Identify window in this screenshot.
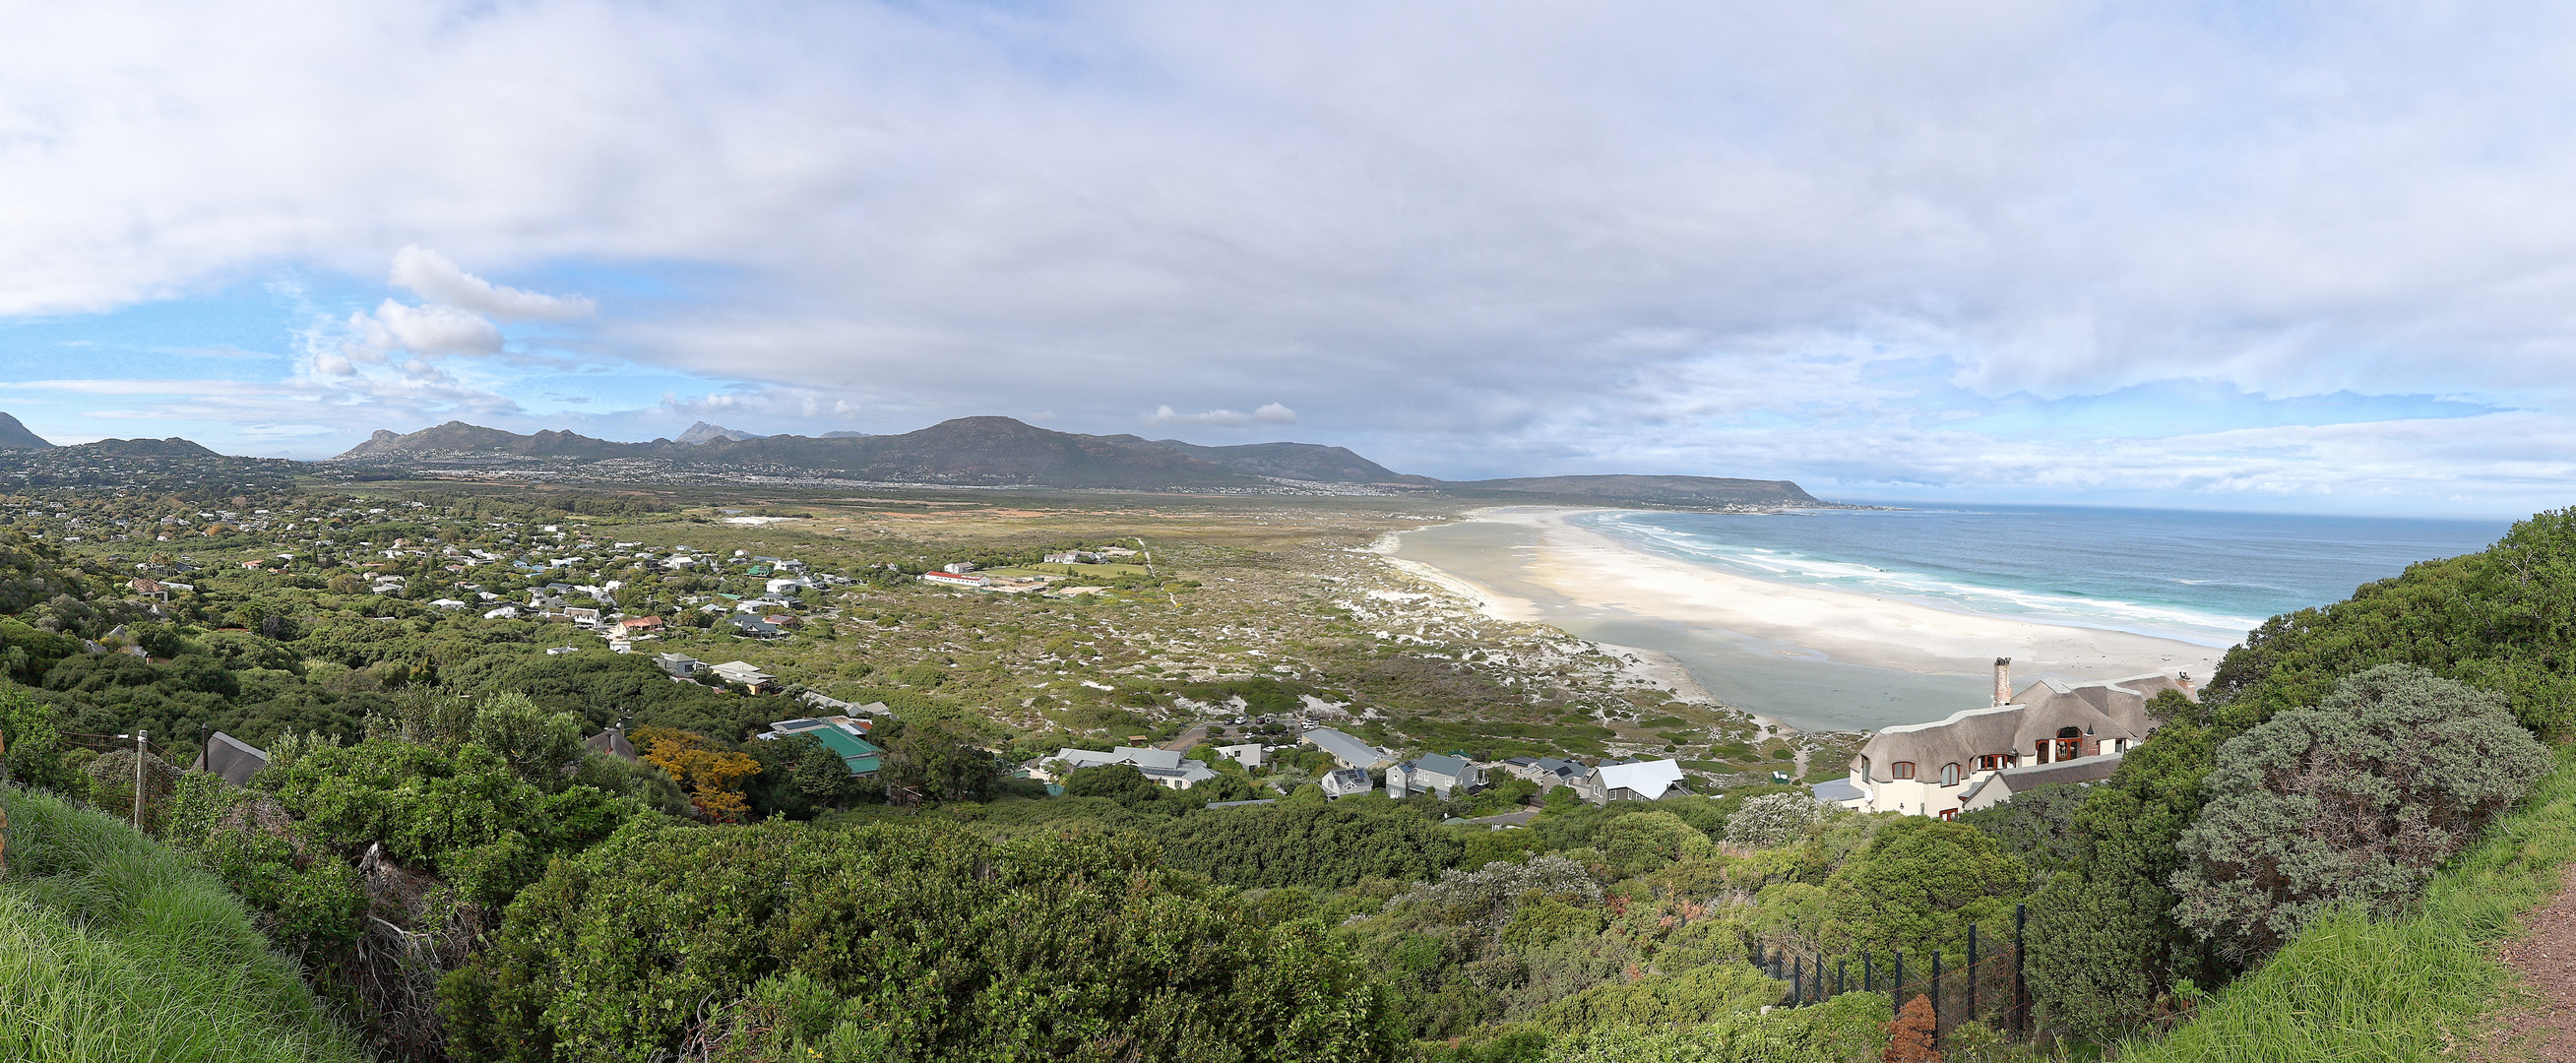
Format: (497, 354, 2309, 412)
(1937, 808, 1958, 821)
(1977, 753, 2011, 772)
(1892, 761, 1916, 781)
(2034, 740, 2051, 765)
(1939, 763, 1961, 786)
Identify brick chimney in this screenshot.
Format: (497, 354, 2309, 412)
(1992, 657, 2013, 706)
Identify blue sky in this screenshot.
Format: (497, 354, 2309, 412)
(3, 2, 2575, 517)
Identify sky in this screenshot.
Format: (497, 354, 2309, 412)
(2, 2, 2574, 517)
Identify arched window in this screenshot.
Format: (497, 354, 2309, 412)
(1939, 763, 1961, 786)
(1892, 761, 1916, 781)
(2054, 725, 2083, 762)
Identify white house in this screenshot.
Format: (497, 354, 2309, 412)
(1583, 759, 1688, 804)
(711, 660, 777, 690)
(1818, 660, 2194, 820)
(1215, 743, 1266, 769)
(1030, 746, 1219, 790)
(655, 652, 702, 677)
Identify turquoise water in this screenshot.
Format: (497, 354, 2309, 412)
(1394, 504, 2511, 731)
(1585, 505, 2510, 649)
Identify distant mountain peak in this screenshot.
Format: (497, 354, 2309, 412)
(0, 411, 56, 451)
(677, 421, 765, 445)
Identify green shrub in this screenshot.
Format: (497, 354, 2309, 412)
(1539, 991, 1889, 1062)
(2171, 664, 2552, 962)
(440, 817, 1399, 1062)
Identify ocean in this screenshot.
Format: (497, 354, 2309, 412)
(1393, 504, 2511, 731)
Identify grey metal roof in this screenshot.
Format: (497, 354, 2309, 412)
(1301, 727, 1390, 770)
(1808, 778, 1864, 804)
(193, 731, 270, 786)
(1410, 753, 1470, 778)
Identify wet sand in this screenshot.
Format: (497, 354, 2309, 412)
(1384, 508, 2222, 732)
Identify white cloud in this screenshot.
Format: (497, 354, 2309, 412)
(9, 4, 2576, 505)
(1150, 403, 1297, 426)
(390, 246, 594, 322)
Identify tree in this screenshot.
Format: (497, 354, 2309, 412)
(878, 719, 1001, 804)
(2171, 664, 2551, 962)
(1063, 762, 1162, 805)
(465, 692, 585, 786)
(0, 688, 82, 794)
(1959, 782, 2089, 882)
(633, 725, 760, 822)
(1824, 818, 2025, 958)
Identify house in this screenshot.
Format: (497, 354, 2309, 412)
(758, 718, 883, 776)
(428, 598, 468, 610)
(189, 731, 270, 786)
(1498, 756, 1593, 791)
(1584, 759, 1689, 804)
(712, 660, 777, 691)
(584, 726, 638, 761)
(942, 562, 978, 574)
(1822, 659, 2194, 820)
(1028, 746, 1219, 790)
(482, 605, 521, 620)
(128, 577, 167, 600)
(920, 571, 988, 590)
(1215, 742, 1266, 769)
(1386, 753, 1482, 799)
(655, 652, 703, 677)
(1300, 727, 1395, 772)
(725, 614, 781, 637)
(1319, 767, 1375, 798)
(606, 637, 634, 654)
(800, 691, 895, 718)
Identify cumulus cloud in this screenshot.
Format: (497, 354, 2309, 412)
(11, 3, 2576, 506)
(390, 246, 594, 322)
(1150, 403, 1297, 427)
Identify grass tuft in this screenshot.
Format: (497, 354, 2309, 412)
(2116, 744, 2576, 1063)
(0, 784, 362, 1063)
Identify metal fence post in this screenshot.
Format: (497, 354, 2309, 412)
(1930, 950, 1943, 1027)
(1814, 952, 1825, 1004)
(1863, 952, 1873, 996)
(1837, 958, 1846, 996)
(1792, 956, 1803, 1004)
(132, 729, 147, 830)
(2015, 903, 2030, 1037)
(1893, 951, 1905, 1019)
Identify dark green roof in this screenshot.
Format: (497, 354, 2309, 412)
(809, 727, 883, 776)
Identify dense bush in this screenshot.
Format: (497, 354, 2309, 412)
(440, 817, 1400, 1063)
(1722, 792, 1822, 848)
(2170, 664, 2551, 962)
(1158, 798, 1466, 890)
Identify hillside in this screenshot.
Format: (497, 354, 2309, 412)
(1445, 473, 1825, 506)
(0, 436, 299, 491)
(0, 784, 364, 1063)
(0, 412, 52, 450)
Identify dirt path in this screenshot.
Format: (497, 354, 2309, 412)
(2496, 864, 2576, 1060)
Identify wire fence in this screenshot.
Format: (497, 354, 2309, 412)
(1761, 903, 2034, 1042)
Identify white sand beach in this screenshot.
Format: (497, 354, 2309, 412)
(1385, 508, 2222, 724)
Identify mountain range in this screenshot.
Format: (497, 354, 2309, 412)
(328, 415, 1827, 506)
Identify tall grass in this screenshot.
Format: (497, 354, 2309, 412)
(0, 784, 362, 1063)
(2115, 744, 2576, 1063)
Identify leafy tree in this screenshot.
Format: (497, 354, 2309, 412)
(1064, 761, 1164, 804)
(2171, 664, 2551, 962)
(634, 724, 760, 822)
(1822, 818, 2024, 958)
(464, 691, 586, 785)
(0, 687, 83, 793)
(439, 818, 1400, 1063)
(877, 718, 1002, 804)
(1958, 782, 2089, 882)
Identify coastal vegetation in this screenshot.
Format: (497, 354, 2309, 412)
(0, 482, 2573, 1060)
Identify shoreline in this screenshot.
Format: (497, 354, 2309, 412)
(1379, 506, 2225, 732)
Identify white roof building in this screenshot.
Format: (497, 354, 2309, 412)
(1589, 759, 1689, 804)
(1033, 746, 1219, 789)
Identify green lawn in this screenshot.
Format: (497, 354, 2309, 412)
(0, 785, 363, 1063)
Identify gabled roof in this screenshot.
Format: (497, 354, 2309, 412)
(1405, 753, 1471, 778)
(1301, 727, 1391, 770)
(1051, 746, 1186, 772)
(1596, 758, 1686, 797)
